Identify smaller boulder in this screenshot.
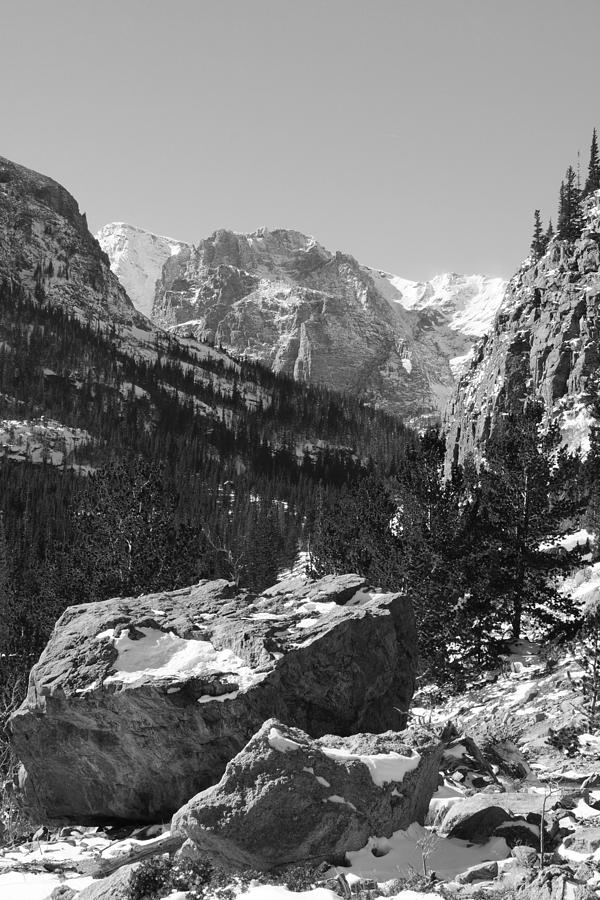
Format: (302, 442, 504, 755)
(563, 827, 600, 855)
(172, 718, 443, 871)
(455, 860, 499, 884)
(439, 792, 555, 848)
(75, 863, 142, 900)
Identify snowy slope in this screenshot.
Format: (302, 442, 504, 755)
(96, 223, 190, 318)
(367, 269, 506, 339)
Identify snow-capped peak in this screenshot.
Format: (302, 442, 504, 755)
(96, 222, 191, 318)
(365, 268, 507, 339)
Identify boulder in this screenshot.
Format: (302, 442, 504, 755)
(75, 864, 142, 900)
(562, 827, 600, 855)
(439, 792, 555, 847)
(455, 860, 499, 884)
(172, 718, 443, 872)
(10, 574, 417, 823)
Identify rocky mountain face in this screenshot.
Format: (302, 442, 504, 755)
(98, 222, 506, 420)
(0, 157, 143, 328)
(445, 191, 600, 469)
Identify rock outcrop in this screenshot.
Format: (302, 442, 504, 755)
(10, 574, 417, 823)
(172, 718, 443, 871)
(98, 222, 505, 420)
(446, 190, 600, 469)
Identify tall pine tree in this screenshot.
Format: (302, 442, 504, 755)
(584, 128, 600, 197)
(530, 209, 545, 260)
(557, 166, 582, 241)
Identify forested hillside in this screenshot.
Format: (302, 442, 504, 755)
(0, 275, 421, 695)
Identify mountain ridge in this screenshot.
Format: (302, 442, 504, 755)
(98, 221, 506, 420)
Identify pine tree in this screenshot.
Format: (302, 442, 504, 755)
(584, 128, 600, 197)
(543, 219, 554, 250)
(557, 166, 582, 241)
(530, 209, 545, 260)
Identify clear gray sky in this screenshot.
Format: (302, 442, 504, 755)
(1, 0, 599, 281)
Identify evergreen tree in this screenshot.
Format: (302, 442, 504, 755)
(530, 209, 545, 260)
(478, 401, 574, 639)
(584, 128, 600, 197)
(543, 219, 554, 252)
(557, 166, 582, 241)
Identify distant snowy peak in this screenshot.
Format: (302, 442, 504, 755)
(96, 222, 191, 318)
(366, 269, 507, 339)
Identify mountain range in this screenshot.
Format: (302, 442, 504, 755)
(97, 221, 506, 421)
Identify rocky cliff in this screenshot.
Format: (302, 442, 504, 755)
(98, 222, 505, 420)
(445, 191, 600, 468)
(0, 157, 144, 328)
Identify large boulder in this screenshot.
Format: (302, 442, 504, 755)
(10, 574, 417, 823)
(172, 718, 443, 871)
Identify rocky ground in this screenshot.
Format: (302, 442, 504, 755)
(3, 620, 600, 900)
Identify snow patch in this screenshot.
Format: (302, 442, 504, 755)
(102, 627, 263, 691)
(321, 746, 420, 786)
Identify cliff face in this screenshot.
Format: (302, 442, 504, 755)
(445, 191, 600, 469)
(98, 223, 505, 420)
(0, 157, 144, 328)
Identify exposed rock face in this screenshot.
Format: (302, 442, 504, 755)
(98, 223, 505, 419)
(446, 191, 600, 469)
(172, 718, 443, 871)
(10, 574, 417, 823)
(0, 157, 144, 327)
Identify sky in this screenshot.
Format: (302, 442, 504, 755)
(1, 0, 600, 281)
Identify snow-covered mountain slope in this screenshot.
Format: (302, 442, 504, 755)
(96, 222, 190, 318)
(98, 222, 506, 420)
(368, 270, 506, 338)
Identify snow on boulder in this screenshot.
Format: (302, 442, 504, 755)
(171, 718, 443, 871)
(9, 574, 417, 823)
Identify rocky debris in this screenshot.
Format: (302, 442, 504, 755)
(511, 846, 539, 867)
(99, 223, 505, 420)
(517, 865, 585, 900)
(171, 718, 443, 872)
(10, 574, 417, 823)
(441, 734, 499, 790)
(446, 189, 600, 469)
(439, 792, 556, 848)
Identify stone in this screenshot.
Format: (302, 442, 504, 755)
(563, 827, 600, 855)
(455, 860, 499, 884)
(171, 718, 443, 872)
(75, 863, 141, 900)
(46, 888, 76, 900)
(511, 846, 539, 867)
(439, 792, 553, 846)
(10, 574, 417, 823)
(517, 865, 583, 900)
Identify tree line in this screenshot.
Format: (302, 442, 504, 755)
(530, 126, 600, 259)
